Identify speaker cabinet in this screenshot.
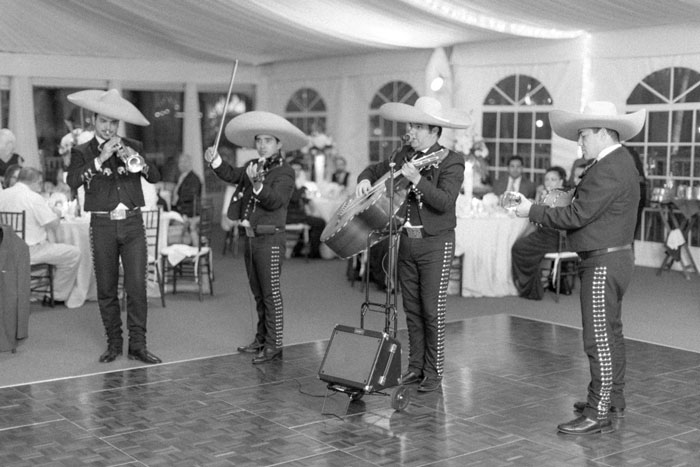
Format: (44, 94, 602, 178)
(318, 324, 402, 392)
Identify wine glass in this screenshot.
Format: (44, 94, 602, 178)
(501, 191, 523, 209)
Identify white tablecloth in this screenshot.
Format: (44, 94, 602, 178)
(455, 212, 533, 297)
(307, 196, 345, 222)
(53, 218, 97, 308)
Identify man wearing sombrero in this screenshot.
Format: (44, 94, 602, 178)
(66, 89, 163, 365)
(356, 96, 468, 392)
(204, 111, 306, 364)
(515, 101, 646, 434)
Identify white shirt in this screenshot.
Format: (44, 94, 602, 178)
(0, 182, 58, 246)
(507, 176, 521, 193)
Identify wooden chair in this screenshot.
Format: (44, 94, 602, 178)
(142, 209, 165, 307)
(118, 209, 165, 311)
(220, 185, 240, 257)
(0, 211, 55, 306)
(161, 199, 214, 301)
(542, 231, 580, 302)
(285, 223, 310, 259)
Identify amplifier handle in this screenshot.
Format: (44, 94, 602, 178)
(378, 343, 397, 385)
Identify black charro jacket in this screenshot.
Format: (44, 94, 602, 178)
(67, 137, 160, 212)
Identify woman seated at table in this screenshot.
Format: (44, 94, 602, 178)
(511, 166, 569, 300)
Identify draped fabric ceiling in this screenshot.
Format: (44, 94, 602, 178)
(3, 0, 700, 66)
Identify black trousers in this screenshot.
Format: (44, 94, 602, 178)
(90, 214, 148, 349)
(579, 249, 633, 420)
(398, 231, 454, 379)
(244, 232, 285, 350)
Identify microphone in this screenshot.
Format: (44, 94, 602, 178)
(401, 134, 411, 144)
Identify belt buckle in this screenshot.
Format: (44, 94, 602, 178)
(109, 209, 126, 220)
(245, 226, 255, 238)
(405, 227, 422, 238)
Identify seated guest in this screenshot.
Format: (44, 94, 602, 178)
(1, 164, 21, 189)
(469, 154, 493, 199)
(493, 155, 537, 199)
(0, 129, 24, 180)
(511, 166, 568, 300)
(331, 155, 350, 187)
(287, 158, 326, 258)
(0, 168, 80, 304)
(568, 157, 593, 188)
(171, 153, 202, 217)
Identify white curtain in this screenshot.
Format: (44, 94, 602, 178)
(183, 82, 204, 184)
(9, 76, 39, 169)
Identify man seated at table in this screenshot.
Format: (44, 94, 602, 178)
(0, 167, 80, 304)
(493, 155, 536, 199)
(287, 157, 325, 258)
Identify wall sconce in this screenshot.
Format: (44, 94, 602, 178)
(430, 75, 445, 92)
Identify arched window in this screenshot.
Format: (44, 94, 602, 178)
(368, 81, 419, 162)
(626, 66, 700, 245)
(285, 87, 327, 136)
(482, 74, 553, 186)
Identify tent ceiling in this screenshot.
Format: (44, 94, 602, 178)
(2, 0, 700, 66)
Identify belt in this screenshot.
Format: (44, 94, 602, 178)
(243, 224, 284, 237)
(91, 208, 141, 219)
(578, 244, 632, 260)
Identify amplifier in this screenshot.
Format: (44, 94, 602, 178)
(318, 324, 402, 393)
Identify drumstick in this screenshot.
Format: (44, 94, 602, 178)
(213, 60, 239, 151)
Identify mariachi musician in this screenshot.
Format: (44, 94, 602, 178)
(204, 111, 307, 364)
(66, 89, 162, 365)
(355, 97, 470, 392)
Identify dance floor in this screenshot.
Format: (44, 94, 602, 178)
(1, 314, 700, 466)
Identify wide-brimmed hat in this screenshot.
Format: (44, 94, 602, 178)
(225, 111, 308, 151)
(379, 96, 471, 129)
(549, 101, 646, 141)
(67, 89, 149, 126)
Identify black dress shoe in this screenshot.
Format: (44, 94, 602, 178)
(417, 376, 442, 392)
(401, 371, 422, 385)
(99, 347, 122, 363)
(128, 348, 162, 364)
(237, 340, 264, 354)
(252, 347, 282, 364)
(557, 415, 614, 435)
(573, 401, 625, 418)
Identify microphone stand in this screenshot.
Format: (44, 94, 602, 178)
(360, 143, 404, 339)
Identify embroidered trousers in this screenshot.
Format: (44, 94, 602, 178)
(579, 249, 633, 420)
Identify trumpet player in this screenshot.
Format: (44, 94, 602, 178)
(204, 111, 306, 364)
(66, 89, 163, 365)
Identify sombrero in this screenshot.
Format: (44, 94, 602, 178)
(225, 111, 308, 151)
(549, 101, 646, 142)
(67, 89, 149, 126)
(379, 96, 471, 129)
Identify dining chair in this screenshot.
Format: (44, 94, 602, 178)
(142, 209, 165, 307)
(542, 231, 580, 302)
(285, 223, 310, 260)
(0, 210, 55, 306)
(161, 199, 214, 301)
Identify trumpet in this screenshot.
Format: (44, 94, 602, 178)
(115, 143, 146, 173)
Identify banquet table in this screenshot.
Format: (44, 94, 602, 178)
(454, 211, 533, 297)
(52, 217, 97, 308)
